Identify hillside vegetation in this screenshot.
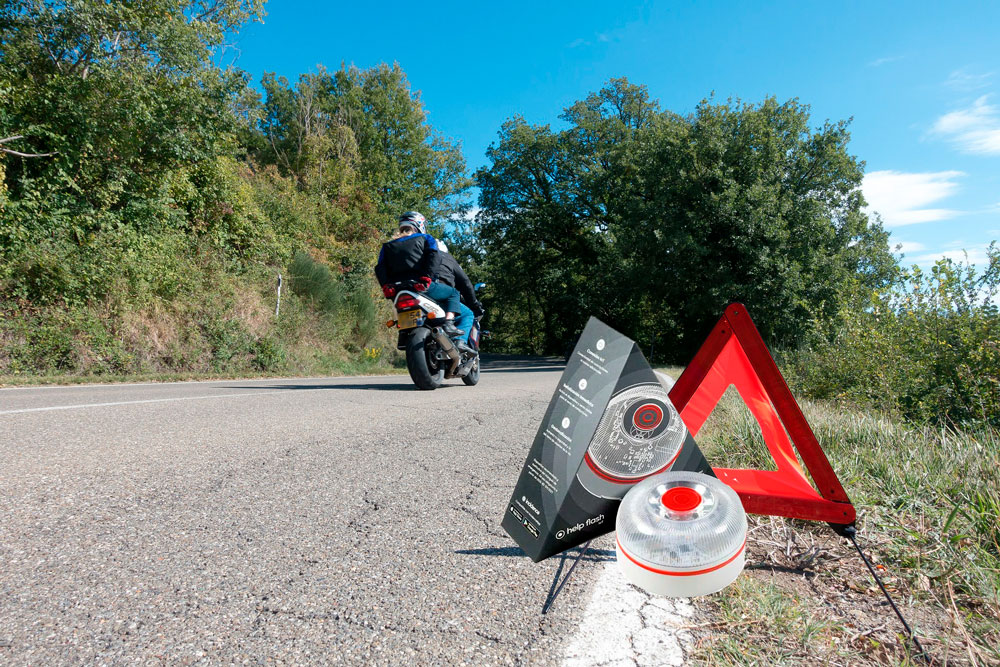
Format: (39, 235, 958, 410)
(1, 0, 469, 380)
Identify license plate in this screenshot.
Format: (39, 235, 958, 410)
(397, 310, 420, 330)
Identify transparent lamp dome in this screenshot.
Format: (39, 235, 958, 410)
(578, 383, 687, 500)
(587, 384, 685, 481)
(615, 471, 748, 597)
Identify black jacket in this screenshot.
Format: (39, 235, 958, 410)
(374, 232, 441, 286)
(437, 252, 482, 313)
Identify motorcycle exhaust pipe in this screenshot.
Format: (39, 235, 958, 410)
(431, 329, 461, 376)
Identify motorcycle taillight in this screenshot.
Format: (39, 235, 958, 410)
(396, 294, 419, 310)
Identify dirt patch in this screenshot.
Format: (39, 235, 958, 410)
(230, 285, 272, 336)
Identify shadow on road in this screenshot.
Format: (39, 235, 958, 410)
(221, 382, 456, 392)
(480, 355, 565, 374)
(455, 545, 616, 563)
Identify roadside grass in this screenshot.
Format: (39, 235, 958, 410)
(695, 576, 847, 665)
(690, 388, 1000, 665)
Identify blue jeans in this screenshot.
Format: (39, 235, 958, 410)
(454, 301, 474, 342)
(423, 281, 461, 317)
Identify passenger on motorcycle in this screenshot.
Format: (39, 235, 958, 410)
(435, 242, 484, 346)
(374, 211, 464, 338)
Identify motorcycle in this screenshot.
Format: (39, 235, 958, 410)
(385, 280, 487, 390)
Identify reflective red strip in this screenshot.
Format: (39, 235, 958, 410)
(616, 535, 746, 576)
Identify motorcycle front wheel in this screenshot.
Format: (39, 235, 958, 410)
(406, 327, 444, 390)
(461, 355, 480, 386)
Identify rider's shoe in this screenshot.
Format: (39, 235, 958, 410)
(439, 319, 465, 338)
(427, 314, 465, 338)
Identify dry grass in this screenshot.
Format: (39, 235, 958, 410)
(687, 388, 1000, 665)
(0, 268, 405, 381)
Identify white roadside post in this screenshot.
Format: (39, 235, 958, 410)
(275, 273, 282, 318)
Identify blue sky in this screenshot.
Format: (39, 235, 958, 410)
(234, 1, 1000, 269)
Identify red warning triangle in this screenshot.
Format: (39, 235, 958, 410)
(668, 303, 856, 525)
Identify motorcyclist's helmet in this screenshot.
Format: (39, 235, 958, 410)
(398, 211, 427, 235)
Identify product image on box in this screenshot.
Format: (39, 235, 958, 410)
(577, 382, 687, 499)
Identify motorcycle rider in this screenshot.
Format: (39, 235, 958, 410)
(374, 211, 464, 338)
(435, 242, 484, 348)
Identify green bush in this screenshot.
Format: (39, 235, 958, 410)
(287, 250, 379, 343)
(788, 245, 1000, 428)
(289, 250, 348, 314)
(7, 316, 76, 373)
(203, 317, 256, 370)
(0, 306, 134, 374)
(346, 281, 380, 346)
(252, 335, 287, 371)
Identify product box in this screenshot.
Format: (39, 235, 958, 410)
(502, 317, 714, 562)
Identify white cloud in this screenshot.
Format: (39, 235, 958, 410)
(445, 206, 480, 225)
(868, 55, 904, 67)
(930, 96, 1000, 155)
(909, 245, 992, 269)
(568, 29, 623, 49)
(945, 67, 994, 92)
(862, 170, 964, 227)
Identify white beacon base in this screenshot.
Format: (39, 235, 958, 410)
(615, 471, 748, 597)
(616, 536, 745, 597)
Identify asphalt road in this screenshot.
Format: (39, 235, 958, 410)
(0, 358, 637, 665)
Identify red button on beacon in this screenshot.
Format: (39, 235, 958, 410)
(661, 486, 702, 512)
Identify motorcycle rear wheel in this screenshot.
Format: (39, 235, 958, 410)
(406, 327, 444, 390)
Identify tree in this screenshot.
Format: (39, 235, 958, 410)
(476, 118, 605, 353)
(474, 79, 895, 359)
(257, 63, 472, 228)
(0, 0, 266, 299)
(1, 0, 265, 197)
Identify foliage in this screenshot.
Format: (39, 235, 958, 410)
(0, 1, 463, 378)
(287, 250, 380, 347)
(289, 250, 348, 313)
(788, 246, 1000, 427)
(256, 63, 472, 225)
(474, 78, 895, 359)
(0, 0, 262, 215)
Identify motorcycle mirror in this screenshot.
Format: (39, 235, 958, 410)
(474, 282, 486, 291)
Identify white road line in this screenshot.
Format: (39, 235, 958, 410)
(563, 560, 695, 667)
(0, 373, 399, 392)
(0, 389, 324, 415)
(561, 372, 691, 665)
